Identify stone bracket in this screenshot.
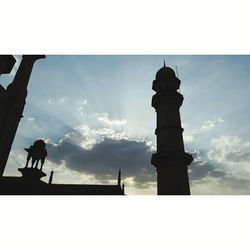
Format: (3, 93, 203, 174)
(151, 151, 193, 167)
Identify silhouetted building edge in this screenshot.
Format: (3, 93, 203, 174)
(0, 167, 125, 195)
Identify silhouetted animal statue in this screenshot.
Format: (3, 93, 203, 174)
(24, 140, 47, 171)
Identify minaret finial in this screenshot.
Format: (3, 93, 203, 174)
(163, 60, 166, 67)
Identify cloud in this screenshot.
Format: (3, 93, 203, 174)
(180, 117, 224, 145)
(77, 99, 88, 116)
(200, 118, 224, 131)
(98, 113, 127, 125)
(27, 117, 35, 122)
(41, 115, 250, 194)
(225, 151, 250, 163)
(74, 123, 128, 143)
(190, 174, 250, 195)
(183, 133, 194, 143)
(46, 129, 156, 189)
(188, 150, 225, 181)
(47, 96, 69, 104)
(45, 126, 250, 194)
(189, 160, 226, 180)
(188, 140, 250, 194)
(78, 106, 85, 116)
(78, 99, 88, 105)
(208, 135, 250, 164)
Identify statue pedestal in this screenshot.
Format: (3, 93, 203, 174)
(18, 167, 46, 182)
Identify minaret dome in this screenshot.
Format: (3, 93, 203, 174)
(155, 66, 176, 80)
(153, 64, 181, 92)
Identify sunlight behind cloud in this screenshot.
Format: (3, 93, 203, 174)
(4, 55, 250, 195)
(98, 113, 127, 125)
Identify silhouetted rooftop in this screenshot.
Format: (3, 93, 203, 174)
(0, 176, 124, 195)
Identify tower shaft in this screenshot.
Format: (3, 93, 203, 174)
(151, 65, 192, 195)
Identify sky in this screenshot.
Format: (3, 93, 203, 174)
(1, 55, 250, 195)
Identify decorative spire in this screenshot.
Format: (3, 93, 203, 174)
(49, 171, 54, 184)
(163, 60, 166, 67)
(118, 168, 121, 186)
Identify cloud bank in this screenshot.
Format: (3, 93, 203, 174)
(44, 122, 250, 194)
(46, 127, 156, 189)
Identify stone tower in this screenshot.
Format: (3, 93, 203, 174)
(151, 63, 193, 195)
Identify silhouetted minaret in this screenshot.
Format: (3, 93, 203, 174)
(0, 55, 45, 176)
(151, 64, 193, 195)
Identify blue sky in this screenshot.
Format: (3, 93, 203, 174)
(1, 55, 250, 195)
